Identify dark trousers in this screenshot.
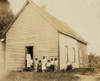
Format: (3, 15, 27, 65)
(38, 66, 42, 72)
(50, 65, 54, 72)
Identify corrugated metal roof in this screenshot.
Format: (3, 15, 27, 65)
(2, 0, 87, 44)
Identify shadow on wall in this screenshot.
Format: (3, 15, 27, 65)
(0, 52, 6, 77)
(0, 61, 7, 78)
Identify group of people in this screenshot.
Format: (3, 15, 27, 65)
(26, 54, 58, 72)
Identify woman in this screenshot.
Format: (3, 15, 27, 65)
(26, 53, 31, 70)
(42, 56, 47, 72)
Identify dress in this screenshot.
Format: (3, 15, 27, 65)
(35, 60, 38, 71)
(42, 59, 47, 70)
(38, 62, 42, 72)
(54, 60, 58, 71)
(26, 54, 31, 68)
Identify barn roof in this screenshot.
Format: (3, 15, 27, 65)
(2, 0, 87, 44)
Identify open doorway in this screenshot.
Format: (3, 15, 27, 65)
(25, 46, 33, 69)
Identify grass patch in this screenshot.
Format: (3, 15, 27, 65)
(70, 68, 99, 75)
(0, 72, 80, 81)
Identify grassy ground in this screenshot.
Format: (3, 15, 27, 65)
(0, 71, 80, 81)
(0, 69, 100, 81)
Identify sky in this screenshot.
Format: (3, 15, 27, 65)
(8, 0, 100, 56)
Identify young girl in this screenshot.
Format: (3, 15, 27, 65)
(38, 60, 42, 72)
(46, 60, 51, 72)
(54, 58, 58, 72)
(34, 58, 38, 72)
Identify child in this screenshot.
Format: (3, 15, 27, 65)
(50, 58, 54, 72)
(46, 60, 51, 72)
(38, 60, 42, 72)
(34, 58, 38, 72)
(54, 58, 58, 72)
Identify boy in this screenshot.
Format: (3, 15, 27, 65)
(46, 60, 51, 72)
(50, 58, 54, 72)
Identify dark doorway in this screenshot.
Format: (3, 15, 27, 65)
(25, 46, 33, 69)
(26, 46, 33, 59)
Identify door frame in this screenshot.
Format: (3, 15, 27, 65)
(25, 46, 34, 68)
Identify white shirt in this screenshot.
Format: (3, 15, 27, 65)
(47, 62, 51, 67)
(51, 60, 54, 65)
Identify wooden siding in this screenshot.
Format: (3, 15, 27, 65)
(77, 42, 88, 67)
(0, 40, 5, 70)
(5, 3, 58, 70)
(59, 33, 79, 70)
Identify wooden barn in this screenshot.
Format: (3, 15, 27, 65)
(0, 0, 88, 71)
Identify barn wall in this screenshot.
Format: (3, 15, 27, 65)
(6, 3, 58, 70)
(59, 33, 79, 70)
(77, 42, 88, 67)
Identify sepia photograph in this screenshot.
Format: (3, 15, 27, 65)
(0, 0, 100, 81)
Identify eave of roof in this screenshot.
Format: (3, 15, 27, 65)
(43, 11, 87, 44)
(2, 0, 87, 44)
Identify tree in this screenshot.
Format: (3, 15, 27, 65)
(88, 53, 96, 63)
(88, 53, 100, 68)
(0, 0, 14, 37)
